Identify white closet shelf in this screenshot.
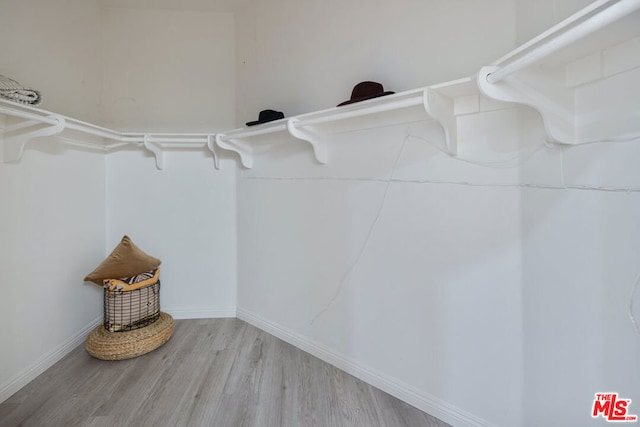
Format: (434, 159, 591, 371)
(217, 82, 487, 168)
(0, 99, 219, 170)
(1, 0, 639, 169)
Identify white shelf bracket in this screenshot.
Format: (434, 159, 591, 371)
(206, 134, 220, 170)
(477, 65, 574, 144)
(143, 134, 164, 170)
(2, 114, 66, 163)
(286, 117, 328, 164)
(422, 89, 458, 156)
(215, 133, 253, 169)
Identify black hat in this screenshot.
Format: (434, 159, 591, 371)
(337, 81, 395, 106)
(246, 109, 285, 126)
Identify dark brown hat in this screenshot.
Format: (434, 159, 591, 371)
(337, 81, 395, 106)
(246, 109, 285, 126)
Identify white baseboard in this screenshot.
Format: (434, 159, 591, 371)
(237, 307, 495, 427)
(0, 315, 102, 404)
(165, 306, 237, 319)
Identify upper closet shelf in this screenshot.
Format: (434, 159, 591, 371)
(0, 99, 219, 170)
(217, 80, 487, 168)
(2, 0, 639, 169)
(478, 0, 640, 145)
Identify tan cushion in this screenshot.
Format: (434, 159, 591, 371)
(84, 235, 161, 285)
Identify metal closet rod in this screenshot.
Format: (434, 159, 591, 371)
(0, 100, 213, 145)
(486, 0, 640, 84)
(0, 104, 60, 126)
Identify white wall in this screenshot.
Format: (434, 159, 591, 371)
(515, 2, 640, 425)
(102, 4, 238, 317)
(0, 0, 105, 402)
(515, 0, 594, 44)
(0, 0, 103, 123)
(234, 1, 640, 426)
(521, 143, 640, 426)
(234, 116, 540, 427)
(105, 150, 237, 318)
(100, 5, 236, 132)
(234, 1, 525, 426)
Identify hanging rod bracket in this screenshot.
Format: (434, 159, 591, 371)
(206, 134, 220, 170)
(2, 114, 66, 163)
(477, 65, 574, 144)
(286, 117, 328, 164)
(143, 134, 164, 170)
(215, 133, 253, 169)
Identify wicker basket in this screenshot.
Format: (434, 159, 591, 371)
(86, 311, 174, 360)
(104, 280, 160, 332)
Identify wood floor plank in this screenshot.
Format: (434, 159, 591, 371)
(0, 318, 451, 427)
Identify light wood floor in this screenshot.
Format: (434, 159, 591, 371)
(0, 318, 450, 427)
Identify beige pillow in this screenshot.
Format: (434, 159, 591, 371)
(84, 235, 161, 285)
